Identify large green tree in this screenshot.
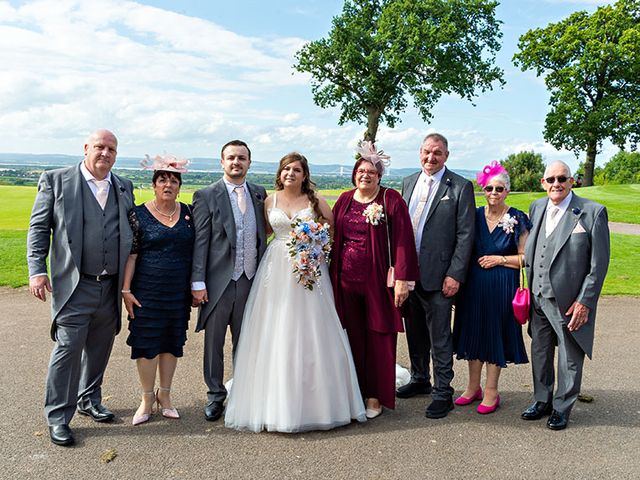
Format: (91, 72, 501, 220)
(513, 0, 640, 186)
(499, 151, 546, 192)
(294, 0, 504, 142)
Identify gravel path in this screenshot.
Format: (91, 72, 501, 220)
(2, 287, 639, 479)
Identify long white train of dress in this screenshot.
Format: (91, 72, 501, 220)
(224, 205, 366, 432)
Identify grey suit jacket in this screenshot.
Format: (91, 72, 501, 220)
(191, 179, 267, 332)
(525, 193, 610, 358)
(402, 168, 476, 291)
(27, 164, 135, 339)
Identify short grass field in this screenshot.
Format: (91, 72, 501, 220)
(1, 184, 638, 294)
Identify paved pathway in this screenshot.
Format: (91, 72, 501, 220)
(609, 221, 640, 235)
(2, 288, 639, 479)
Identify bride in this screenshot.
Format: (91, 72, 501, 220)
(224, 152, 366, 432)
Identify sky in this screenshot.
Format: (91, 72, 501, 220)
(0, 0, 621, 172)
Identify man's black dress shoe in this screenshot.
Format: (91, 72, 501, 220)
(425, 398, 454, 419)
(204, 401, 224, 421)
(547, 410, 569, 430)
(77, 404, 115, 423)
(396, 382, 432, 398)
(520, 401, 553, 420)
(49, 425, 74, 446)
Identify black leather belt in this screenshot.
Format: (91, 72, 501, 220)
(80, 273, 117, 282)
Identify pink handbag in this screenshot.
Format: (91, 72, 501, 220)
(512, 254, 530, 325)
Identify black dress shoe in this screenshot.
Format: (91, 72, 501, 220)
(396, 382, 432, 398)
(204, 401, 224, 421)
(521, 401, 553, 420)
(547, 410, 569, 430)
(425, 398, 454, 419)
(77, 404, 115, 422)
(49, 425, 74, 446)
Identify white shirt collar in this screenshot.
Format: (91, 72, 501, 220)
(546, 191, 573, 215)
(418, 166, 446, 184)
(223, 179, 247, 195)
(80, 161, 112, 184)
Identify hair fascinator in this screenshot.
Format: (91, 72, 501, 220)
(141, 154, 190, 173)
(476, 160, 507, 188)
(356, 140, 391, 175)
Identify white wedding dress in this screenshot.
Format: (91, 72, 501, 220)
(224, 196, 366, 432)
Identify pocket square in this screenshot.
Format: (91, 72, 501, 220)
(441, 195, 450, 201)
(572, 222, 586, 234)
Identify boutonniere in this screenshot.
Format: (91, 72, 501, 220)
(572, 207, 581, 215)
(363, 202, 385, 225)
(445, 178, 452, 186)
(497, 212, 518, 234)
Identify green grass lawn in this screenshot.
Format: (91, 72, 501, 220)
(1, 184, 638, 294)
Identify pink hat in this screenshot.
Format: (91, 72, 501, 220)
(141, 154, 190, 173)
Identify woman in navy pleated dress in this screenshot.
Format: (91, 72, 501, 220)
(453, 162, 530, 414)
(121, 155, 193, 425)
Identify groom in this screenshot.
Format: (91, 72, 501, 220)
(191, 140, 267, 421)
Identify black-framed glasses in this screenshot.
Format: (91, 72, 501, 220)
(483, 185, 505, 193)
(544, 175, 569, 184)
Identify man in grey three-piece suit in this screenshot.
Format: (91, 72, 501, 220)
(191, 140, 267, 422)
(521, 160, 610, 430)
(27, 129, 134, 446)
(399, 133, 476, 419)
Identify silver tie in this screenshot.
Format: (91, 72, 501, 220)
(545, 206, 560, 237)
(411, 177, 434, 237)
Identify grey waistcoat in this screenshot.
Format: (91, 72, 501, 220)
(80, 180, 120, 276)
(531, 209, 560, 298)
(230, 188, 257, 281)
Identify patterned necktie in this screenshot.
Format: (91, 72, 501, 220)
(94, 179, 109, 210)
(235, 185, 247, 214)
(411, 177, 434, 237)
(545, 206, 560, 237)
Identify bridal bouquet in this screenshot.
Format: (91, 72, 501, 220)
(287, 217, 331, 290)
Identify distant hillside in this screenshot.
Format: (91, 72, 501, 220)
(0, 153, 475, 179)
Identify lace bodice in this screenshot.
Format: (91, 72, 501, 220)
(269, 207, 314, 240)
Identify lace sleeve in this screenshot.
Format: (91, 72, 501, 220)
(514, 208, 532, 245)
(128, 208, 141, 254)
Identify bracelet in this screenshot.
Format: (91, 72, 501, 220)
(121, 289, 131, 294)
(501, 256, 507, 264)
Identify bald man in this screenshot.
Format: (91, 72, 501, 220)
(522, 160, 610, 430)
(27, 130, 135, 446)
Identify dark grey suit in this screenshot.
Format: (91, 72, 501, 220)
(525, 193, 610, 413)
(27, 164, 134, 425)
(191, 179, 267, 404)
(402, 168, 475, 400)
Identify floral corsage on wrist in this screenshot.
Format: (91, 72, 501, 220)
(363, 202, 384, 226)
(287, 217, 332, 291)
(497, 212, 518, 235)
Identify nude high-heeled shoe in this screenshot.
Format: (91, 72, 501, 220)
(132, 391, 155, 425)
(156, 387, 180, 419)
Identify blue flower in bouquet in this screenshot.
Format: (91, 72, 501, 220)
(286, 216, 332, 290)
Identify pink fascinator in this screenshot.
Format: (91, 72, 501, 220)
(356, 140, 391, 175)
(476, 160, 507, 188)
(141, 154, 190, 173)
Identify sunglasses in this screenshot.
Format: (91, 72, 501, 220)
(483, 186, 505, 193)
(544, 175, 569, 184)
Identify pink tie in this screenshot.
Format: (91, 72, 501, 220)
(94, 179, 109, 210)
(545, 206, 560, 237)
(235, 186, 246, 214)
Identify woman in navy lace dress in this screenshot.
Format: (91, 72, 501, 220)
(122, 156, 193, 425)
(453, 162, 530, 414)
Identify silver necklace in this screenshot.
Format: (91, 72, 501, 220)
(152, 200, 178, 221)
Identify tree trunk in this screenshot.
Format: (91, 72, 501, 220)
(365, 108, 381, 143)
(583, 140, 597, 187)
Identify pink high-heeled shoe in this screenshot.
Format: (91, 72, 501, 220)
(454, 388, 483, 406)
(156, 387, 180, 419)
(132, 391, 155, 425)
(477, 394, 501, 414)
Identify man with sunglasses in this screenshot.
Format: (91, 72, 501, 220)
(522, 160, 610, 430)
